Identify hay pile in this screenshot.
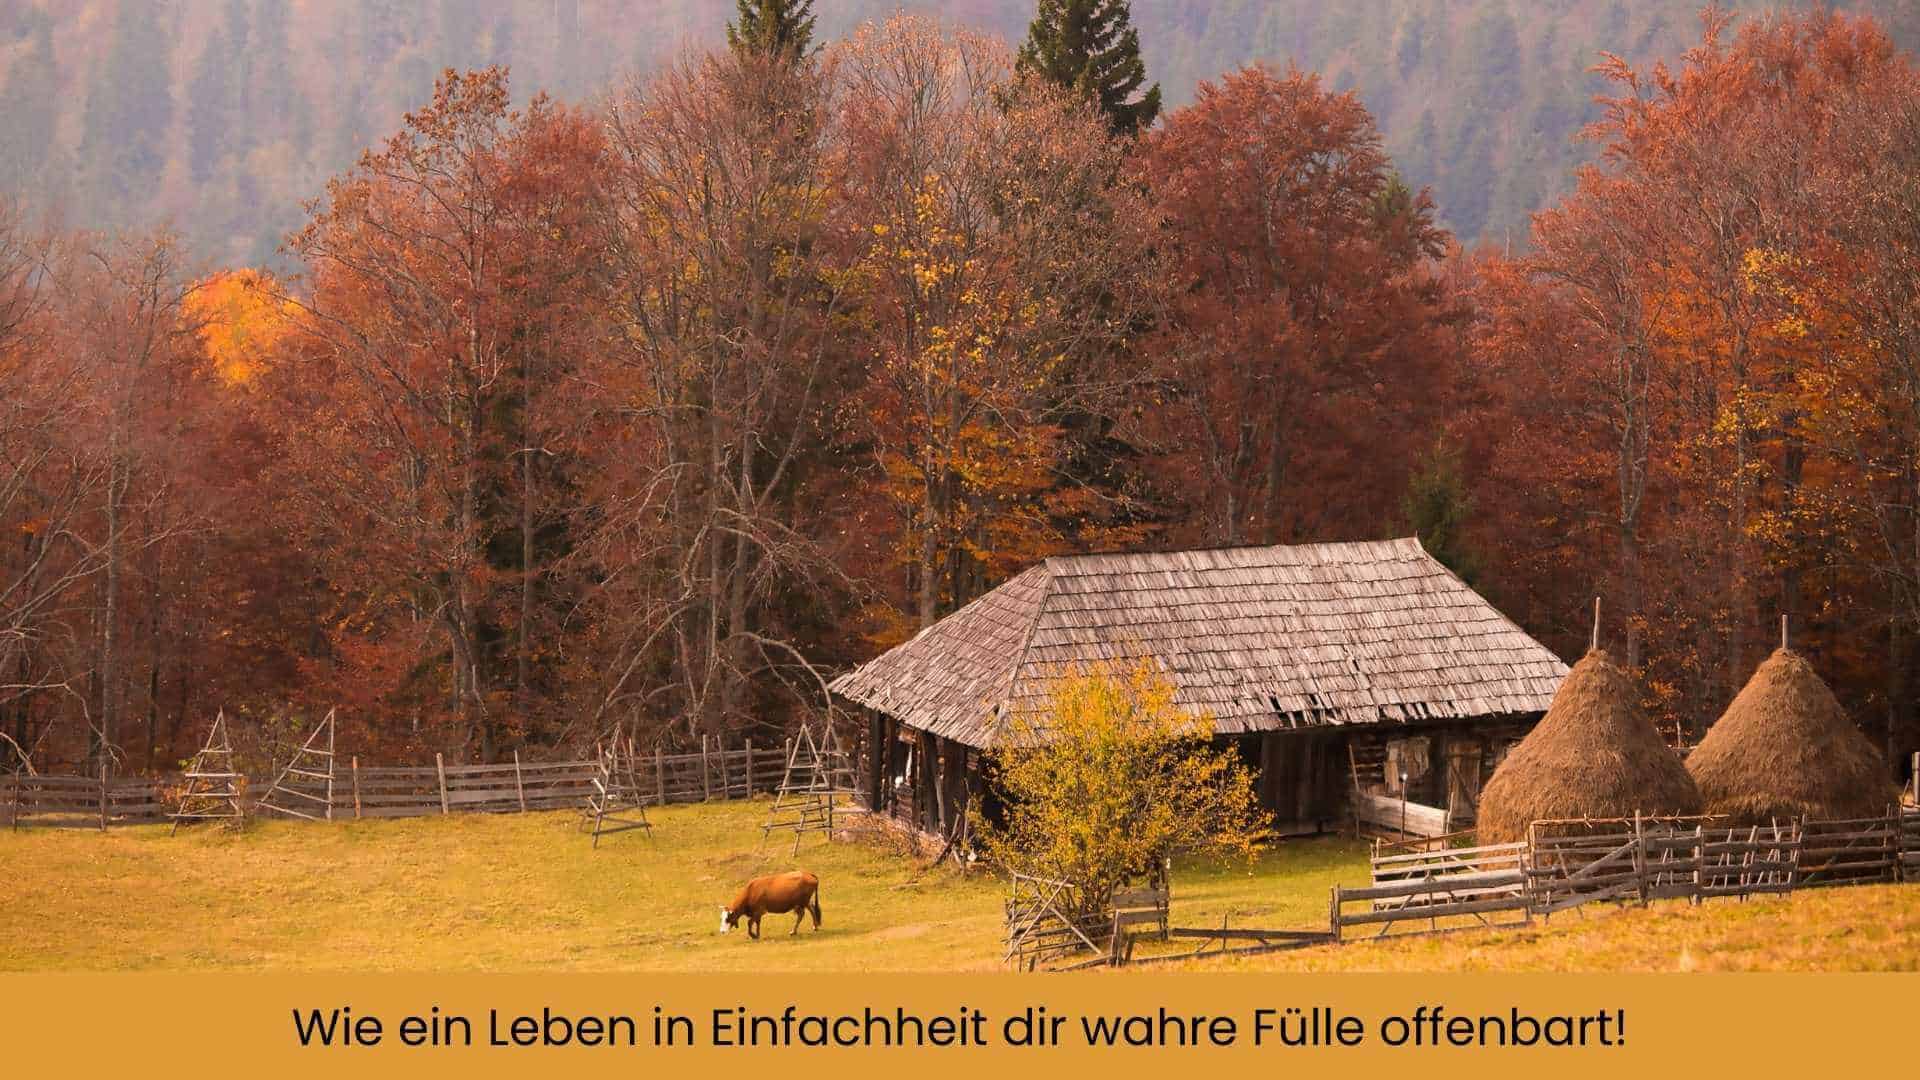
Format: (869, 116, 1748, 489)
(1476, 649, 1701, 843)
(1686, 648, 1893, 822)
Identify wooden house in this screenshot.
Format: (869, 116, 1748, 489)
(828, 538, 1569, 840)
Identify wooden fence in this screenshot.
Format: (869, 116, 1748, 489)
(1004, 873, 1109, 971)
(5, 770, 170, 829)
(268, 740, 792, 819)
(5, 739, 793, 828)
(1331, 836, 1531, 940)
(1332, 809, 1920, 940)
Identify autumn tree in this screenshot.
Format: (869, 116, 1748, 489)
(832, 17, 1155, 637)
(53, 232, 207, 766)
(973, 660, 1267, 919)
(284, 68, 606, 759)
(1135, 65, 1457, 549)
(584, 46, 853, 742)
(1016, 0, 1161, 135)
(1465, 9, 1920, 754)
(0, 203, 67, 767)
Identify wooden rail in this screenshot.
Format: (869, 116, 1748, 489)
(1333, 808, 1920, 940)
(5, 772, 170, 829)
(4, 741, 793, 829)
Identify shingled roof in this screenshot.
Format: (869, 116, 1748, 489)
(828, 538, 1569, 748)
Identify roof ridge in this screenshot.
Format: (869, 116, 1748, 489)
(1043, 535, 1423, 570)
(986, 561, 1053, 742)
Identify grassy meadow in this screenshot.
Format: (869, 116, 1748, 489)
(0, 798, 1361, 972)
(2, 799, 1913, 972)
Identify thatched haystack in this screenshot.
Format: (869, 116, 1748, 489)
(1686, 648, 1892, 822)
(1476, 649, 1701, 843)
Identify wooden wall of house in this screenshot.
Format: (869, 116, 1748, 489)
(841, 699, 1539, 842)
(1250, 731, 1346, 833)
(841, 697, 976, 840)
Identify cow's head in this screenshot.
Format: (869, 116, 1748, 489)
(719, 906, 738, 933)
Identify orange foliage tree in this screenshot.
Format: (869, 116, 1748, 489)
(833, 15, 1155, 636)
(1134, 65, 1464, 549)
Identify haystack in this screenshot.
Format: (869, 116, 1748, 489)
(1686, 648, 1892, 822)
(1476, 648, 1701, 843)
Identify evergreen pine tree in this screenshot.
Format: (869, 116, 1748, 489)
(78, 0, 174, 211)
(187, 2, 247, 184)
(727, 0, 815, 61)
(1403, 445, 1481, 584)
(1016, 0, 1161, 135)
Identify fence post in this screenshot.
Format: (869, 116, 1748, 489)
(1890, 805, 1902, 883)
(655, 748, 666, 806)
(1632, 812, 1648, 906)
(351, 756, 362, 820)
(1328, 886, 1342, 944)
(719, 739, 731, 799)
(701, 736, 712, 802)
(6, 771, 18, 830)
(513, 750, 526, 813)
(1692, 824, 1706, 905)
(435, 753, 450, 816)
(98, 760, 108, 831)
(745, 738, 754, 797)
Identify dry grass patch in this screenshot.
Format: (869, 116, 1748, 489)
(0, 799, 1363, 972)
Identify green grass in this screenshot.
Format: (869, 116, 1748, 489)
(0, 799, 1364, 972)
(6, 801, 1914, 972)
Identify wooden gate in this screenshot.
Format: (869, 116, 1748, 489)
(1004, 873, 1104, 970)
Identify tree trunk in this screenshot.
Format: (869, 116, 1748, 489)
(518, 377, 535, 720)
(99, 446, 124, 763)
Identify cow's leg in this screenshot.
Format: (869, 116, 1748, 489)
(748, 916, 761, 940)
(791, 909, 804, 935)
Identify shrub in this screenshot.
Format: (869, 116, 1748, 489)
(972, 659, 1268, 917)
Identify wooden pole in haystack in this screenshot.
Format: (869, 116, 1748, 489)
(1590, 596, 1601, 652)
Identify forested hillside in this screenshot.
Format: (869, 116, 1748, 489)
(6, 3, 1920, 788)
(3, 0, 1916, 265)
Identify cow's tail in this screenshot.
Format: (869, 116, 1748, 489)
(810, 882, 822, 928)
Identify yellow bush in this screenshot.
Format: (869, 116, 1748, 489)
(973, 659, 1268, 917)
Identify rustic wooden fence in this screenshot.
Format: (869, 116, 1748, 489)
(4, 738, 794, 828)
(4, 768, 170, 830)
(1330, 835, 1531, 939)
(1332, 808, 1920, 940)
(1004, 873, 1110, 971)
(267, 740, 792, 820)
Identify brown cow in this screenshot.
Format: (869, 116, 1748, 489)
(719, 870, 821, 939)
